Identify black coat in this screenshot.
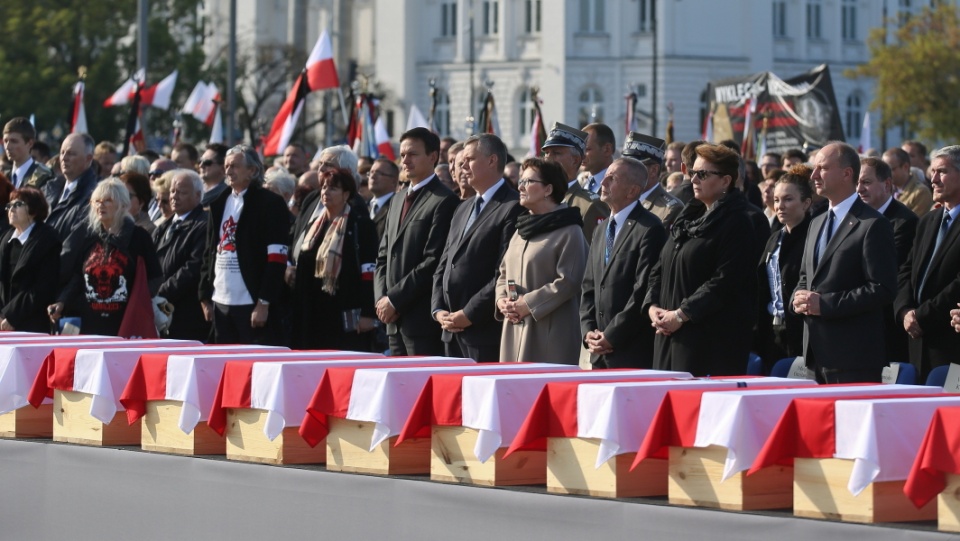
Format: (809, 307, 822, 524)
(290, 205, 378, 350)
(643, 190, 758, 376)
(882, 198, 918, 363)
(895, 207, 960, 379)
(432, 182, 523, 352)
(199, 183, 290, 306)
(755, 216, 811, 367)
(581, 202, 667, 368)
(0, 221, 61, 332)
(153, 205, 210, 341)
(43, 167, 98, 242)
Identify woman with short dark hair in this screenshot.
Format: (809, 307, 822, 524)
(644, 144, 759, 376)
(120, 172, 156, 234)
(496, 158, 588, 364)
(0, 188, 61, 332)
(288, 168, 378, 350)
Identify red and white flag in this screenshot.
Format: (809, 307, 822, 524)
(263, 72, 310, 156)
(740, 97, 755, 159)
(209, 106, 223, 144)
(71, 81, 88, 134)
(181, 81, 206, 117)
(194, 82, 220, 126)
(263, 30, 341, 156)
(374, 116, 395, 160)
(858, 112, 871, 154)
(104, 78, 137, 108)
(306, 30, 339, 90)
(140, 70, 178, 110)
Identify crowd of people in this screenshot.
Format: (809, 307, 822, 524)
(1, 114, 958, 384)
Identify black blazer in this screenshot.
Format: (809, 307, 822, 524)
(755, 216, 810, 364)
(44, 167, 98, 242)
(199, 183, 290, 305)
(153, 205, 209, 341)
(0, 221, 61, 332)
(432, 181, 522, 348)
(372, 194, 393, 243)
(894, 207, 960, 376)
(793, 197, 897, 373)
(581, 202, 667, 368)
(883, 198, 919, 269)
(375, 176, 459, 338)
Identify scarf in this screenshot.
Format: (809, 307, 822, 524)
(515, 205, 584, 240)
(314, 203, 351, 294)
(670, 188, 748, 245)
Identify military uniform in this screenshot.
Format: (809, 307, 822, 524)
(642, 184, 683, 229)
(2, 160, 55, 190)
(564, 181, 609, 245)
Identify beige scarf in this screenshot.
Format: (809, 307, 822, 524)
(314, 203, 351, 294)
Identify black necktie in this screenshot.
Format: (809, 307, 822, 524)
(918, 211, 953, 297)
(605, 217, 617, 264)
(814, 210, 835, 267)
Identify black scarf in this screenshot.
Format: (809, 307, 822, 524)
(671, 188, 748, 245)
(515, 206, 583, 240)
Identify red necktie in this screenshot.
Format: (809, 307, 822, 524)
(399, 190, 417, 224)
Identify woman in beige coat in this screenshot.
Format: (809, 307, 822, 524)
(496, 158, 588, 364)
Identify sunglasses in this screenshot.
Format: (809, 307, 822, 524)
(4, 200, 25, 211)
(689, 169, 723, 180)
(199, 159, 220, 167)
(148, 170, 163, 178)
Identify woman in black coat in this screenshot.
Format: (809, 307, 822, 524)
(288, 168, 378, 350)
(0, 188, 61, 332)
(755, 166, 813, 371)
(644, 144, 758, 376)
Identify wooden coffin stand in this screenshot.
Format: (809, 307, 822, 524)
(0, 404, 53, 439)
(793, 458, 935, 524)
(53, 390, 140, 446)
(546, 437, 667, 498)
(224, 408, 325, 465)
(668, 445, 793, 511)
(325, 417, 430, 475)
(430, 426, 546, 486)
(140, 400, 224, 455)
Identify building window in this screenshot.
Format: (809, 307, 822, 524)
(898, 0, 912, 27)
(806, 0, 822, 39)
(482, 1, 499, 35)
(435, 90, 451, 137)
(638, 0, 655, 33)
(524, 0, 541, 34)
(518, 88, 536, 136)
(842, 0, 857, 40)
(846, 92, 863, 139)
(579, 0, 605, 33)
(636, 84, 647, 98)
(578, 86, 604, 127)
(441, 1, 457, 37)
(773, 1, 787, 38)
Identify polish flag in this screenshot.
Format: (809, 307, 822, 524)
(262, 72, 310, 156)
(181, 81, 206, 116)
(209, 106, 223, 144)
(374, 116, 395, 160)
(140, 70, 178, 110)
(71, 81, 88, 134)
(306, 30, 340, 90)
(194, 82, 221, 126)
(406, 104, 429, 131)
(104, 78, 137, 108)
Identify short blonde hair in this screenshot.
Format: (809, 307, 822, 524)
(87, 177, 131, 233)
(119, 155, 150, 176)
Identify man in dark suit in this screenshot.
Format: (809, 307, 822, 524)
(199, 145, 289, 345)
(857, 156, 918, 363)
(375, 127, 459, 356)
(154, 170, 209, 341)
(792, 142, 898, 383)
(44, 133, 98, 242)
(432, 134, 523, 362)
(581, 157, 667, 368)
(2, 118, 55, 190)
(895, 145, 960, 381)
(542, 123, 609, 244)
(367, 157, 399, 242)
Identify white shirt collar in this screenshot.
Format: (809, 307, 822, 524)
(828, 191, 860, 225)
(476, 178, 506, 204)
(409, 174, 436, 193)
(231, 187, 248, 199)
(587, 167, 608, 192)
(10, 221, 36, 244)
(13, 159, 33, 186)
(372, 191, 394, 208)
(877, 196, 893, 215)
(610, 200, 640, 231)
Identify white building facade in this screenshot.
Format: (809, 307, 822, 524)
(207, 0, 923, 156)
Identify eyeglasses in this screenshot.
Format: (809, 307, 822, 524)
(4, 201, 25, 211)
(199, 159, 220, 168)
(518, 179, 546, 188)
(689, 169, 724, 180)
(369, 170, 397, 178)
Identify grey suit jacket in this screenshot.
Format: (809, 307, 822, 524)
(580, 202, 666, 368)
(793, 197, 897, 373)
(375, 175, 459, 338)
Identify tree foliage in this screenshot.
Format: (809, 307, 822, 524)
(849, 3, 960, 143)
(0, 0, 206, 147)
